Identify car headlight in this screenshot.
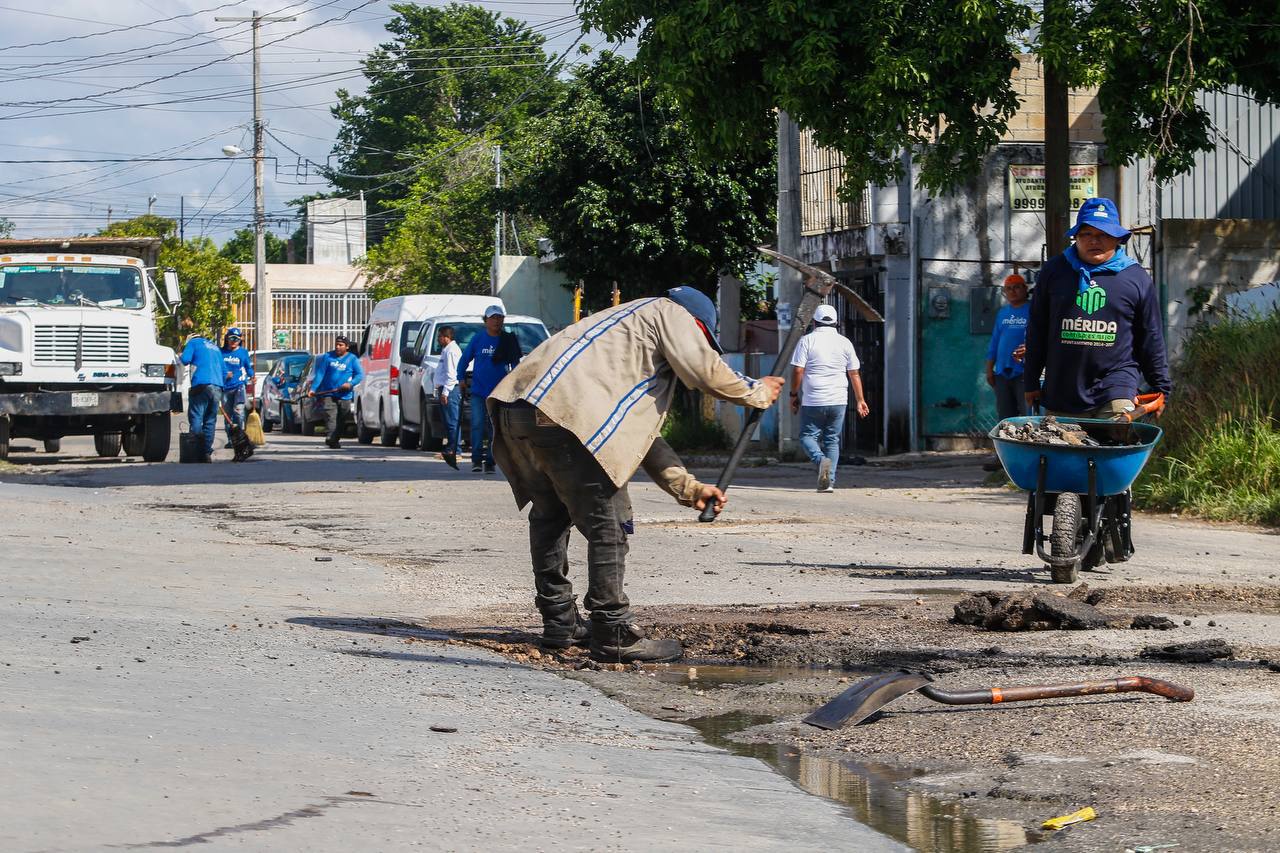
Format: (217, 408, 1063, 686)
(143, 364, 168, 377)
(0, 361, 21, 376)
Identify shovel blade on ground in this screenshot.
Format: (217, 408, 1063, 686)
(802, 671, 932, 730)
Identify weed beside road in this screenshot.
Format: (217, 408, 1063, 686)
(1137, 307, 1280, 525)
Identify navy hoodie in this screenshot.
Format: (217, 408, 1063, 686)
(1023, 252, 1172, 413)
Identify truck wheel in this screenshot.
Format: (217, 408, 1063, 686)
(123, 430, 145, 457)
(356, 403, 375, 444)
(94, 431, 123, 458)
(43, 438, 61, 454)
(1049, 492, 1082, 584)
(419, 401, 444, 451)
(140, 413, 171, 462)
(379, 407, 397, 446)
(0, 418, 9, 461)
(398, 410, 418, 450)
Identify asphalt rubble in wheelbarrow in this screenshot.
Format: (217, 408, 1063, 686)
(996, 415, 1111, 446)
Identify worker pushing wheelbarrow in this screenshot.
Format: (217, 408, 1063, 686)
(992, 393, 1164, 583)
(1006, 196, 1173, 583)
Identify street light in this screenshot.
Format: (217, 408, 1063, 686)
(221, 145, 245, 158)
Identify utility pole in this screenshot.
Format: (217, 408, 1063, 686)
(216, 9, 296, 350)
(775, 110, 803, 457)
(179, 196, 185, 244)
(1043, 0, 1070, 257)
(491, 144, 503, 296)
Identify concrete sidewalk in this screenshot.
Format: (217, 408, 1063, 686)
(0, 482, 903, 852)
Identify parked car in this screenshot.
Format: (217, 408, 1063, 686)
(355, 294, 504, 447)
(398, 313, 550, 451)
(259, 353, 310, 432)
(248, 348, 307, 411)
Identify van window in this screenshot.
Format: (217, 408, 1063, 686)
(432, 322, 549, 356)
(401, 321, 423, 353)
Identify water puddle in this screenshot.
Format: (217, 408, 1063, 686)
(654, 664, 1034, 853)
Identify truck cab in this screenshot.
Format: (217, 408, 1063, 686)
(0, 237, 182, 462)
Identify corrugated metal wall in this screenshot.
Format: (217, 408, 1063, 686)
(1123, 88, 1280, 222)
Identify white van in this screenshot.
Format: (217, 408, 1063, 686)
(355, 294, 501, 445)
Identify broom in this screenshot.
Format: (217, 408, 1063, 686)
(244, 406, 266, 446)
(219, 406, 255, 462)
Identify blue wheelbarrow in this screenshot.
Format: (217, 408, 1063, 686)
(990, 394, 1164, 584)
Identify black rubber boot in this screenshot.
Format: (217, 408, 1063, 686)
(589, 622, 682, 663)
(537, 597, 589, 650)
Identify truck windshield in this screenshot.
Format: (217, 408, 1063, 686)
(432, 322, 549, 356)
(0, 264, 145, 309)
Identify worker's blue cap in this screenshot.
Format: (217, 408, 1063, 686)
(225, 327, 243, 339)
(665, 286, 723, 353)
(1068, 197, 1130, 242)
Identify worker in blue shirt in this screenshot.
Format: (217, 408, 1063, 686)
(457, 305, 522, 473)
(1023, 197, 1172, 419)
(307, 335, 365, 448)
(220, 327, 254, 447)
(985, 273, 1031, 421)
(180, 329, 225, 462)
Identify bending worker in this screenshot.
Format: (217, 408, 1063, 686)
(1022, 197, 1171, 419)
(489, 288, 783, 664)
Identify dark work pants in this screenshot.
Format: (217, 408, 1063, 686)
(993, 374, 1026, 420)
(187, 384, 222, 459)
(323, 398, 352, 443)
(493, 403, 632, 625)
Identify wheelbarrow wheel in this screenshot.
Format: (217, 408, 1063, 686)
(1049, 492, 1082, 584)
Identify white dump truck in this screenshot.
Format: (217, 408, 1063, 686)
(0, 237, 183, 462)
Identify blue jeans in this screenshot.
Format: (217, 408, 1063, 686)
(223, 385, 246, 441)
(799, 404, 846, 486)
(470, 393, 494, 467)
(188, 384, 223, 458)
(441, 387, 461, 451)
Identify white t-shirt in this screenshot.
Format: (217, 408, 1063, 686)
(790, 325, 860, 407)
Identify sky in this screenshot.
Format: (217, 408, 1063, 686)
(0, 1, 612, 245)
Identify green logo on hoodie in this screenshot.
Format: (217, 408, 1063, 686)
(1076, 283, 1107, 315)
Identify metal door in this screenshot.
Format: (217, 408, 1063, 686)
(836, 270, 884, 456)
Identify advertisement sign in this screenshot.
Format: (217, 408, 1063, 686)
(1008, 165, 1098, 213)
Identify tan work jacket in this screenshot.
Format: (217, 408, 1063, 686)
(489, 297, 774, 504)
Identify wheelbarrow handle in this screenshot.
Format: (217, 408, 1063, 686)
(1128, 392, 1165, 421)
(919, 675, 1193, 705)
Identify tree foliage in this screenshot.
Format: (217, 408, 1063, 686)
(0, 217, 14, 238)
(98, 216, 247, 346)
(360, 130, 498, 300)
(328, 3, 564, 242)
(219, 228, 287, 264)
(580, 0, 1280, 191)
(508, 52, 775, 304)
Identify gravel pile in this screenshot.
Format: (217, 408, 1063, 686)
(996, 415, 1103, 447)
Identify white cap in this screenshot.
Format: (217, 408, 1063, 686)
(484, 304, 505, 319)
(813, 304, 838, 325)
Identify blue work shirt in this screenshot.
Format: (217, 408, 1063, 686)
(221, 346, 254, 390)
(1023, 253, 1172, 412)
(311, 350, 364, 401)
(986, 302, 1030, 378)
(180, 337, 225, 387)
(457, 332, 516, 399)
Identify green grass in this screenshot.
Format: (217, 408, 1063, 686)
(1134, 307, 1280, 526)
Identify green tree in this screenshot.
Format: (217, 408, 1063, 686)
(98, 215, 247, 345)
(329, 3, 564, 241)
(361, 130, 497, 300)
(507, 52, 775, 304)
(580, 0, 1280, 191)
(219, 228, 287, 264)
(0, 217, 14, 238)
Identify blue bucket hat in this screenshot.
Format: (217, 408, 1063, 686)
(1068, 197, 1130, 242)
(665, 286, 723, 353)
